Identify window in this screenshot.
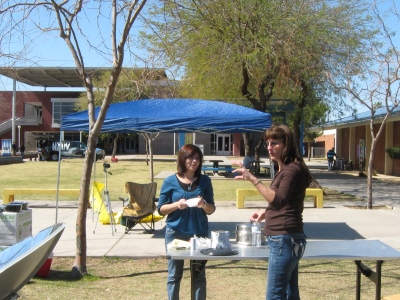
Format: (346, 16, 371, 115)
(51, 98, 78, 128)
(210, 134, 216, 154)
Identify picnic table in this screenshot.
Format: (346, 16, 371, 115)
(168, 239, 400, 300)
(207, 159, 224, 169)
(251, 160, 264, 174)
(202, 159, 231, 175)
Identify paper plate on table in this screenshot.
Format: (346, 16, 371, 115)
(186, 198, 200, 207)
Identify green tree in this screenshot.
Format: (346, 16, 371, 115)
(140, 0, 374, 157)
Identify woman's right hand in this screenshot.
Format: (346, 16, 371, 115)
(249, 210, 265, 222)
(177, 198, 188, 210)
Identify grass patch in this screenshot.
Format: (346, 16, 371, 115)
(18, 257, 400, 299)
(3, 159, 398, 298)
(0, 159, 364, 204)
(0, 159, 266, 202)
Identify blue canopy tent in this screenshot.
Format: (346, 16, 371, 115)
(57, 99, 272, 224)
(61, 99, 272, 133)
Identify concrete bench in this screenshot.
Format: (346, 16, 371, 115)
(3, 188, 81, 204)
(382, 295, 400, 300)
(236, 187, 324, 209)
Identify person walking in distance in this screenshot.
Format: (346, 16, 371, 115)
(19, 143, 25, 161)
(326, 147, 337, 171)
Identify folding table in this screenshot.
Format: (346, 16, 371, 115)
(168, 239, 400, 300)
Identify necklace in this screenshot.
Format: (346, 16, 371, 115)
(185, 176, 196, 191)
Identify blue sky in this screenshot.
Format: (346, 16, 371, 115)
(0, 1, 398, 118)
(0, 1, 149, 91)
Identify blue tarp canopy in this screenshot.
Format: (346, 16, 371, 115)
(61, 99, 272, 133)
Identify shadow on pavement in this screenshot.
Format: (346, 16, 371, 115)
(304, 222, 365, 240)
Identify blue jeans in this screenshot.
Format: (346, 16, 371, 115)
(266, 233, 307, 300)
(165, 227, 207, 300)
(328, 159, 334, 171)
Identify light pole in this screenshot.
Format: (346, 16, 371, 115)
(18, 125, 21, 149)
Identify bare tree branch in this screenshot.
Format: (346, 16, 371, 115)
(325, 1, 400, 208)
(0, 0, 148, 276)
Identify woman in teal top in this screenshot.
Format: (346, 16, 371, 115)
(158, 144, 215, 300)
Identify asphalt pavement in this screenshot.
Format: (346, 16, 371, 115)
(24, 157, 400, 257)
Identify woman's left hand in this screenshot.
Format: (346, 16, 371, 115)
(196, 196, 205, 208)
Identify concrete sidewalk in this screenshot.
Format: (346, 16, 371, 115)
(31, 200, 400, 258)
(29, 165, 400, 257)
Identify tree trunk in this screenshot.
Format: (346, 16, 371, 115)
(111, 133, 119, 158)
(72, 136, 96, 277)
(140, 133, 159, 182)
(253, 139, 264, 174)
(366, 141, 375, 209)
(243, 133, 251, 157)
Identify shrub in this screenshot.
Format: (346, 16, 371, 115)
(386, 146, 400, 160)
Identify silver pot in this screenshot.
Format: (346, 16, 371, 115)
(235, 223, 266, 246)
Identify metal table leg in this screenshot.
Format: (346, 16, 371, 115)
(190, 260, 195, 300)
(355, 260, 383, 300)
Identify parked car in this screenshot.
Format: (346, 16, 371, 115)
(40, 140, 105, 161)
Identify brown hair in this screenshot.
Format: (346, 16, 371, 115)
(265, 124, 312, 186)
(176, 144, 203, 177)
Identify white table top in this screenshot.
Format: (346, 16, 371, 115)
(167, 240, 400, 261)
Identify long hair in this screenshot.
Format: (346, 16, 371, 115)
(265, 125, 312, 186)
(176, 144, 203, 177)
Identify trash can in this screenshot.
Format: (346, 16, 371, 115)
(36, 252, 53, 278)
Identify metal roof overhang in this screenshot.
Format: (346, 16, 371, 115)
(0, 67, 168, 88)
(0, 67, 110, 87)
(309, 109, 400, 132)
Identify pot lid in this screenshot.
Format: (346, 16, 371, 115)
(236, 223, 252, 230)
(200, 247, 238, 256)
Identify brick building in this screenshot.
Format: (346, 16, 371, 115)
(312, 107, 400, 176)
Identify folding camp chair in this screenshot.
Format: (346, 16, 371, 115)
(120, 182, 163, 234)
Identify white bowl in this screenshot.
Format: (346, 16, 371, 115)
(186, 198, 201, 207)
